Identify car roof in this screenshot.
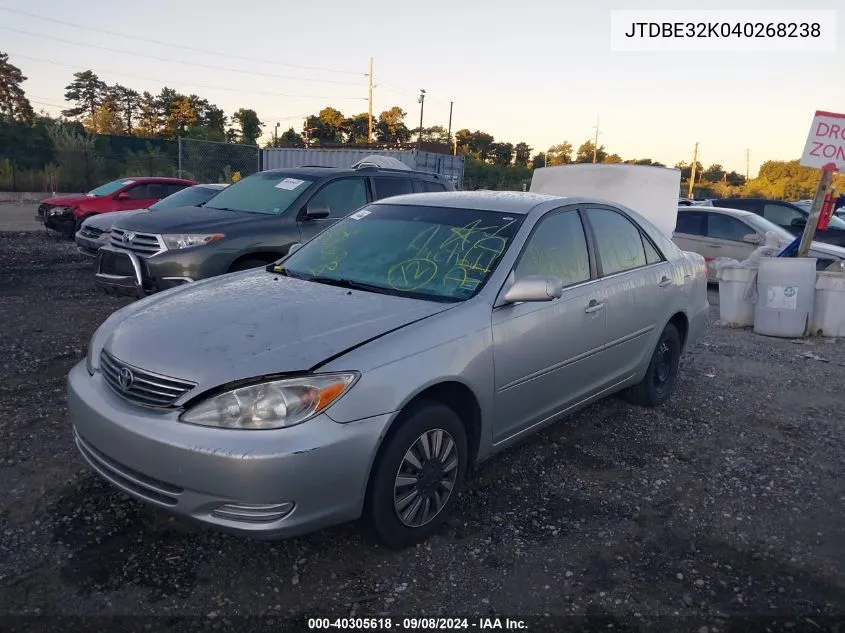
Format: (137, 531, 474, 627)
(678, 205, 754, 217)
(260, 166, 443, 180)
(122, 176, 196, 183)
(369, 190, 587, 215)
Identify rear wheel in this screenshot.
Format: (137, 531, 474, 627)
(623, 323, 681, 407)
(365, 401, 468, 549)
(228, 258, 269, 272)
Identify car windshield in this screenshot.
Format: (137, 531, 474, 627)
(203, 172, 315, 215)
(148, 185, 224, 211)
(280, 203, 524, 302)
(86, 179, 135, 197)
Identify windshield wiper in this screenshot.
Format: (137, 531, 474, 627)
(305, 275, 404, 296)
(205, 206, 242, 213)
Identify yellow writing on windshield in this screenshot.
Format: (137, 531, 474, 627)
(387, 259, 439, 291)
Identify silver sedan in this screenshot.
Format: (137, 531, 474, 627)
(68, 191, 709, 548)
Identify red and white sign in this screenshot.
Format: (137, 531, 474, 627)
(800, 110, 845, 172)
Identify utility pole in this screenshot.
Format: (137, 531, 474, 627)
(746, 148, 750, 182)
(417, 89, 426, 151)
(447, 101, 453, 141)
(592, 116, 600, 163)
(688, 142, 699, 199)
(797, 168, 835, 258)
(274, 122, 279, 147)
(367, 57, 373, 144)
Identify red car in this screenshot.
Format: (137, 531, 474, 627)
(37, 176, 197, 237)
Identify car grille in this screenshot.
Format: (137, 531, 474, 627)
(37, 203, 50, 218)
(79, 225, 104, 239)
(110, 227, 163, 257)
(74, 429, 183, 506)
(100, 349, 196, 408)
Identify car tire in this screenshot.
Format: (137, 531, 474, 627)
(623, 322, 681, 408)
(229, 258, 269, 272)
(365, 401, 468, 549)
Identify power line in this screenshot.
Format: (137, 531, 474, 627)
(0, 5, 364, 77)
(11, 53, 367, 101)
(0, 26, 364, 86)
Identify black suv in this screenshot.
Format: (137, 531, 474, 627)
(708, 197, 845, 247)
(94, 163, 455, 296)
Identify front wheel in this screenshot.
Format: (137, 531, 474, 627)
(623, 322, 681, 407)
(365, 401, 468, 549)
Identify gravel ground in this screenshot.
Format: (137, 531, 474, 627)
(1, 230, 844, 629)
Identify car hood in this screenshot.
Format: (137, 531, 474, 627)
(104, 271, 455, 392)
(809, 240, 845, 259)
(41, 193, 90, 207)
(83, 209, 148, 230)
(115, 205, 268, 233)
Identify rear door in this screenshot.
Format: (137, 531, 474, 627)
(761, 202, 808, 235)
(297, 177, 369, 243)
(583, 205, 673, 384)
(703, 211, 757, 262)
(672, 210, 710, 260)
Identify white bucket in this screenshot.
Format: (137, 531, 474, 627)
(753, 257, 817, 338)
(717, 266, 755, 327)
(810, 271, 845, 337)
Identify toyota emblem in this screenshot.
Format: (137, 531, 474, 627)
(117, 366, 134, 390)
(122, 232, 136, 244)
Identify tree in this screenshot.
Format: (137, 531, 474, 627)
(531, 152, 546, 169)
(514, 142, 532, 168)
(491, 142, 514, 166)
(454, 128, 473, 153)
(110, 84, 140, 134)
(232, 108, 263, 145)
(468, 131, 495, 161)
(675, 160, 703, 181)
(135, 91, 160, 137)
(345, 113, 370, 144)
(0, 53, 35, 125)
(605, 153, 623, 163)
(576, 140, 607, 163)
(279, 126, 305, 148)
(85, 98, 123, 135)
(546, 142, 573, 166)
(702, 163, 726, 182)
(374, 106, 411, 145)
(421, 125, 451, 144)
(625, 158, 665, 167)
(163, 97, 198, 138)
(63, 70, 107, 124)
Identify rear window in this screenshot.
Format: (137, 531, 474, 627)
(373, 177, 414, 200)
(422, 181, 447, 192)
(675, 212, 705, 235)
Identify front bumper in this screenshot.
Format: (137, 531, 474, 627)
(43, 209, 75, 235)
(94, 246, 197, 297)
(75, 231, 107, 257)
(67, 361, 392, 539)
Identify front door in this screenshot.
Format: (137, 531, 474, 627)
(491, 207, 607, 444)
(703, 210, 757, 262)
(297, 177, 369, 245)
(119, 182, 163, 211)
(583, 205, 671, 383)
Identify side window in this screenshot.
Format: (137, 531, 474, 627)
(423, 180, 447, 192)
(674, 212, 705, 235)
(125, 184, 154, 199)
(411, 180, 426, 193)
(308, 178, 368, 219)
(165, 183, 188, 197)
(586, 207, 647, 275)
(372, 177, 413, 200)
(763, 203, 804, 226)
(643, 235, 663, 264)
(706, 213, 752, 241)
(514, 209, 590, 287)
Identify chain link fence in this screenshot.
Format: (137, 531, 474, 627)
(177, 138, 261, 184)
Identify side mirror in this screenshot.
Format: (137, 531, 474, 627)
(303, 202, 331, 220)
(116, 192, 130, 200)
(743, 233, 764, 244)
(502, 275, 564, 304)
(287, 242, 303, 256)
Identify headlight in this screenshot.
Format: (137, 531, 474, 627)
(162, 233, 224, 250)
(49, 206, 72, 216)
(179, 372, 359, 430)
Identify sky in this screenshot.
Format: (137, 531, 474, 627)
(1, 0, 842, 178)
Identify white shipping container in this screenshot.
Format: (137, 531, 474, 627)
(262, 148, 464, 189)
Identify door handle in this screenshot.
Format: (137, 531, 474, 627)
(659, 276, 673, 288)
(709, 244, 722, 248)
(585, 299, 605, 314)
